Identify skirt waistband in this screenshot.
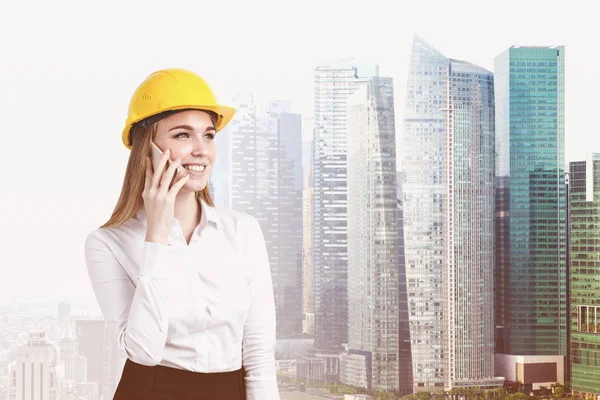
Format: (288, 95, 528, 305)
(115, 358, 246, 400)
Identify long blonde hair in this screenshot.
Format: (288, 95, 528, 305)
(100, 112, 216, 229)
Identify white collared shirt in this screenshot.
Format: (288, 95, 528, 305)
(84, 198, 280, 399)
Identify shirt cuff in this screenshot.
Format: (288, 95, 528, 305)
(139, 241, 172, 278)
(245, 378, 280, 400)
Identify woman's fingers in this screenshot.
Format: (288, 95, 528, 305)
(152, 148, 171, 189)
(160, 158, 182, 191)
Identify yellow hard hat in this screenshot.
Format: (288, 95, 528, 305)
(122, 68, 235, 149)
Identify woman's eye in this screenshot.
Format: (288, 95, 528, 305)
(175, 132, 189, 138)
(205, 133, 215, 140)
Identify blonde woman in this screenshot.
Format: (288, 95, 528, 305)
(84, 68, 280, 399)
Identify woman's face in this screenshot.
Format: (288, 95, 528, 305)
(153, 110, 217, 193)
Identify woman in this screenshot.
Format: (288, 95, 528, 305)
(84, 68, 280, 400)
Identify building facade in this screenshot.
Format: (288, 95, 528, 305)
(229, 96, 304, 339)
(311, 62, 376, 352)
(12, 332, 62, 400)
(303, 163, 315, 336)
(569, 154, 600, 398)
(210, 123, 231, 209)
(494, 46, 567, 363)
(400, 36, 502, 391)
(343, 76, 400, 391)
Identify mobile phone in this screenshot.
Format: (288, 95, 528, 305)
(150, 141, 182, 189)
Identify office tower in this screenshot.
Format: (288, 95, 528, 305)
(302, 116, 314, 189)
(229, 96, 304, 339)
(13, 332, 63, 400)
(59, 321, 85, 382)
(568, 154, 600, 398)
(230, 92, 257, 214)
(397, 173, 414, 396)
(210, 124, 231, 209)
(270, 100, 304, 338)
(75, 320, 125, 399)
(303, 161, 315, 336)
(101, 322, 126, 400)
(401, 36, 502, 391)
(76, 320, 104, 394)
(311, 61, 377, 352)
(341, 76, 400, 391)
(494, 46, 567, 361)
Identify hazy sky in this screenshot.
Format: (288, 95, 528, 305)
(1, 0, 598, 305)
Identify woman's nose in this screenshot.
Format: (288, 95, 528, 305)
(191, 138, 208, 156)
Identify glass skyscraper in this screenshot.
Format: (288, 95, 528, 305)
(401, 36, 501, 391)
(311, 62, 376, 352)
(568, 154, 600, 398)
(494, 46, 567, 359)
(228, 95, 304, 339)
(342, 76, 400, 391)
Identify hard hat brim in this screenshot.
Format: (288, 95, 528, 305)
(122, 104, 235, 150)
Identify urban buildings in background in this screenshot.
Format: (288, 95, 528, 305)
(302, 163, 315, 337)
(400, 36, 503, 391)
(341, 75, 402, 391)
(75, 320, 125, 400)
(568, 154, 600, 398)
(6, 39, 600, 400)
(11, 332, 63, 400)
(396, 175, 415, 395)
(219, 94, 304, 339)
(302, 116, 314, 189)
(210, 123, 232, 209)
(310, 62, 379, 355)
(494, 45, 568, 391)
(1, 302, 124, 400)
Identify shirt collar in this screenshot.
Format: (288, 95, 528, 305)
(135, 196, 221, 229)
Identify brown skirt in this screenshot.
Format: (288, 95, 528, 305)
(113, 358, 246, 400)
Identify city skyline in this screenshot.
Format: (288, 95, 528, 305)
(2, 0, 599, 301)
(2, 1, 599, 398)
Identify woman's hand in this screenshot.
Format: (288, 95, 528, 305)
(142, 149, 190, 244)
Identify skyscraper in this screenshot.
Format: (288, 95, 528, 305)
(76, 320, 104, 394)
(59, 321, 86, 382)
(342, 76, 399, 391)
(229, 96, 304, 339)
(401, 36, 502, 391)
(494, 46, 567, 360)
(302, 162, 315, 337)
(312, 61, 376, 352)
(230, 92, 257, 214)
(568, 153, 600, 398)
(210, 124, 231, 209)
(302, 116, 314, 189)
(270, 101, 304, 338)
(397, 173, 414, 396)
(12, 332, 63, 400)
(75, 320, 125, 399)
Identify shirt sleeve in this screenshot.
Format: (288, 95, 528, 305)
(241, 217, 280, 400)
(84, 229, 171, 366)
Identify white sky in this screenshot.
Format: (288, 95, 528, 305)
(1, 0, 598, 304)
